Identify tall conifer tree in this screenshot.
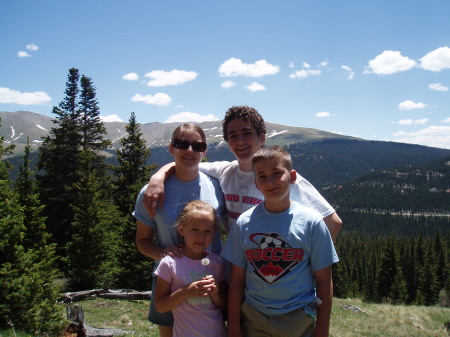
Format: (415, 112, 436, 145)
(113, 112, 155, 289)
(433, 229, 448, 296)
(38, 68, 115, 280)
(389, 245, 408, 304)
(16, 138, 50, 250)
(67, 150, 121, 290)
(1, 126, 64, 335)
(376, 238, 397, 302)
(78, 75, 110, 152)
(113, 112, 152, 214)
(38, 68, 82, 255)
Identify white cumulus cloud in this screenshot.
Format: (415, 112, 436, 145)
(443, 117, 450, 123)
(0, 87, 51, 105)
(428, 83, 448, 91)
(165, 112, 220, 123)
(364, 50, 416, 75)
(100, 114, 124, 123)
(398, 118, 428, 125)
(414, 118, 429, 125)
(316, 112, 331, 118)
(122, 72, 139, 81)
(341, 65, 354, 80)
(420, 46, 450, 72)
(398, 100, 428, 111)
(289, 69, 321, 79)
(145, 70, 198, 87)
(131, 93, 172, 106)
(18, 44, 39, 58)
(398, 119, 414, 126)
(218, 58, 280, 77)
(26, 44, 39, 51)
(18, 51, 31, 58)
(393, 126, 450, 149)
(245, 82, 266, 92)
(221, 80, 236, 89)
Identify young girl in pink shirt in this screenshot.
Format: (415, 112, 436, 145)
(153, 200, 227, 337)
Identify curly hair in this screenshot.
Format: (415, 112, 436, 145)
(222, 105, 266, 142)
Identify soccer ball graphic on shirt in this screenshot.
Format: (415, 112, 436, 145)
(259, 233, 286, 249)
(248, 232, 303, 284)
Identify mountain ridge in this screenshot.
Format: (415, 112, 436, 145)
(0, 110, 358, 154)
(2, 110, 450, 188)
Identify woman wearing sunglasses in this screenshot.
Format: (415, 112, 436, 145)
(133, 123, 226, 337)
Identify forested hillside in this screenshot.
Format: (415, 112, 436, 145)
(323, 156, 449, 306)
(323, 155, 450, 213)
(286, 139, 450, 187)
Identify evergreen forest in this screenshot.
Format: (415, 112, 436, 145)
(0, 69, 449, 335)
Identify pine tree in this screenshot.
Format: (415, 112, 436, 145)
(376, 237, 397, 302)
(61, 73, 119, 290)
(0, 123, 24, 272)
(0, 117, 15, 169)
(38, 68, 82, 255)
(389, 244, 408, 304)
(38, 68, 114, 281)
(1, 126, 64, 335)
(67, 150, 121, 290)
(414, 233, 427, 305)
(417, 238, 440, 305)
(78, 75, 110, 151)
(433, 229, 448, 295)
(113, 112, 153, 213)
(363, 236, 380, 302)
(403, 237, 417, 303)
(113, 112, 155, 289)
(15, 138, 51, 250)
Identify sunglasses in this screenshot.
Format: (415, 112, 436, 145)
(171, 139, 207, 152)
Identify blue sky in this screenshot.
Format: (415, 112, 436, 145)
(1, 0, 450, 149)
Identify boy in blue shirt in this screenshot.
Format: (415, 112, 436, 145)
(221, 146, 339, 337)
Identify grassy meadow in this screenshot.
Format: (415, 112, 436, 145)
(1, 297, 448, 337)
(3, 297, 448, 337)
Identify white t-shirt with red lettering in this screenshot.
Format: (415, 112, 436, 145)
(199, 161, 335, 233)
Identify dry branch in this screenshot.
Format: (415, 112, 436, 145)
(60, 289, 151, 303)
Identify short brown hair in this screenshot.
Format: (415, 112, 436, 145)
(171, 123, 206, 143)
(222, 105, 266, 142)
(251, 146, 293, 172)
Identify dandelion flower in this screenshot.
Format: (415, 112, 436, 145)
(202, 257, 210, 276)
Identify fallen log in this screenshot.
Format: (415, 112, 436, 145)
(61, 289, 151, 303)
(61, 289, 106, 303)
(99, 289, 151, 301)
